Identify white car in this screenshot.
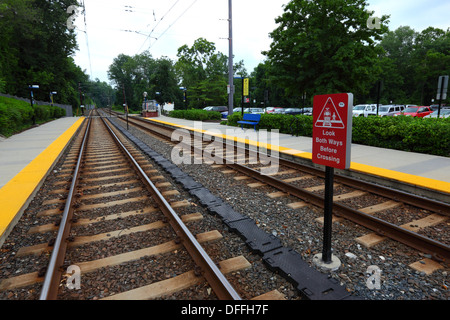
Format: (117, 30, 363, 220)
(378, 105, 405, 117)
(352, 104, 378, 117)
(423, 108, 450, 118)
(244, 108, 265, 114)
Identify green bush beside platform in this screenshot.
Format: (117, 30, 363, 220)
(224, 113, 450, 157)
(0, 96, 66, 137)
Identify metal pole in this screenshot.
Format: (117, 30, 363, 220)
(122, 84, 128, 130)
(376, 81, 381, 116)
(228, 0, 234, 115)
(241, 77, 244, 116)
(30, 89, 35, 125)
(322, 166, 334, 263)
(79, 82, 84, 116)
(438, 76, 444, 119)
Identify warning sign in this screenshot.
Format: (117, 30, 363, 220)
(312, 93, 353, 169)
(315, 97, 345, 129)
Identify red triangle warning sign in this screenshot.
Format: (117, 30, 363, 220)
(314, 97, 345, 129)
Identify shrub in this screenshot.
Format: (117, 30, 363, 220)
(0, 96, 66, 137)
(223, 112, 450, 157)
(168, 109, 222, 121)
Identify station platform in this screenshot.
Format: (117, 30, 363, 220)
(144, 115, 450, 199)
(1, 114, 449, 246)
(0, 117, 85, 245)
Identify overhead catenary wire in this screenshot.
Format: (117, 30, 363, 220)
(147, 0, 199, 51)
(136, 0, 182, 54)
(80, 0, 93, 80)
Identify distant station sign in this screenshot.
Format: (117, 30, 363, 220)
(312, 93, 353, 170)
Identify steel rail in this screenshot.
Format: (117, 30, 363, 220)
(100, 115, 241, 300)
(117, 112, 450, 215)
(39, 116, 91, 300)
(277, 157, 450, 216)
(225, 163, 450, 262)
(108, 112, 450, 261)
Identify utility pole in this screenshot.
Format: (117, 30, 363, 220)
(122, 83, 129, 130)
(437, 75, 449, 118)
(78, 82, 83, 116)
(228, 0, 234, 115)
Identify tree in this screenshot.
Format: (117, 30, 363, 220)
(108, 52, 182, 111)
(108, 53, 140, 110)
(151, 57, 182, 107)
(264, 0, 389, 99)
(175, 38, 229, 108)
(0, 0, 85, 108)
(377, 26, 450, 105)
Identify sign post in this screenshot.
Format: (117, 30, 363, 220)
(312, 93, 353, 270)
(437, 75, 449, 118)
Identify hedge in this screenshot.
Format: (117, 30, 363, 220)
(224, 113, 450, 157)
(0, 96, 66, 137)
(168, 109, 222, 121)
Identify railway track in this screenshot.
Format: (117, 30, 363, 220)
(107, 110, 450, 265)
(0, 112, 296, 300)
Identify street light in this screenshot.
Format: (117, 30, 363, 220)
(180, 87, 187, 110)
(50, 91, 57, 106)
(29, 85, 39, 125)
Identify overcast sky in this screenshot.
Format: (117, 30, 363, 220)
(71, 0, 450, 84)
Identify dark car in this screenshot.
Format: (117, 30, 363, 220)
(302, 107, 313, 115)
(204, 106, 228, 113)
(284, 108, 303, 115)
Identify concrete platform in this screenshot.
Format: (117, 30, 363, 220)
(144, 116, 450, 200)
(0, 117, 85, 246)
(0, 117, 83, 188)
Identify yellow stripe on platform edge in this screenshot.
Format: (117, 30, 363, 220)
(146, 118, 450, 194)
(0, 117, 85, 242)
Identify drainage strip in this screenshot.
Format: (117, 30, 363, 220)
(106, 117, 354, 301)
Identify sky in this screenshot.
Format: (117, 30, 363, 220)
(71, 0, 450, 84)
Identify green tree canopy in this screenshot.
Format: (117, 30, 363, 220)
(264, 0, 389, 99)
(0, 0, 88, 108)
(108, 52, 181, 111)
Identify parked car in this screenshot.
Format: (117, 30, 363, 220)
(378, 105, 405, 117)
(423, 108, 450, 118)
(221, 107, 245, 118)
(265, 107, 284, 113)
(273, 108, 286, 114)
(203, 106, 228, 113)
(394, 106, 433, 117)
(429, 105, 446, 111)
(352, 104, 378, 117)
(302, 107, 313, 115)
(284, 108, 303, 115)
(243, 108, 264, 114)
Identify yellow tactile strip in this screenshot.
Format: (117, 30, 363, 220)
(146, 118, 450, 194)
(0, 118, 85, 242)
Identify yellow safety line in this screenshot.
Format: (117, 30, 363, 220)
(146, 118, 450, 194)
(0, 118, 85, 240)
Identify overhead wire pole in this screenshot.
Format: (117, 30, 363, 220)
(228, 0, 234, 115)
(80, 0, 92, 79)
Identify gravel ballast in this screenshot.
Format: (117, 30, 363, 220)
(114, 116, 449, 301)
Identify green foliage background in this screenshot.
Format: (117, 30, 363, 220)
(224, 113, 450, 157)
(168, 109, 222, 121)
(0, 96, 66, 137)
